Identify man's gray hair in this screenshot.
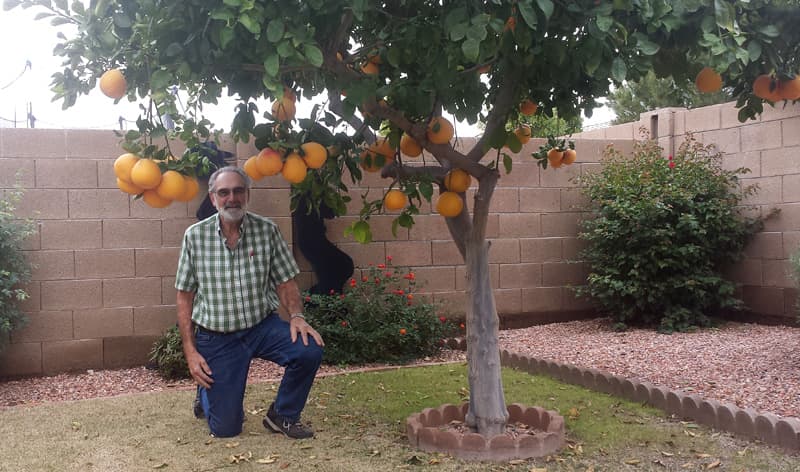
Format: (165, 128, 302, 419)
(208, 166, 251, 193)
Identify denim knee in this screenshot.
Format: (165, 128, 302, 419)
(208, 417, 243, 438)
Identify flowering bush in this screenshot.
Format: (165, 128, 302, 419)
(575, 137, 764, 332)
(0, 186, 35, 353)
(303, 257, 458, 365)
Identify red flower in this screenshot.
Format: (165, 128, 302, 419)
(407, 294, 414, 300)
(386, 255, 393, 262)
(668, 154, 673, 160)
(340, 294, 345, 299)
(341, 321, 347, 327)
(439, 316, 447, 323)
(460, 323, 465, 330)
(349, 279, 357, 287)
(669, 161, 675, 169)
(399, 328, 407, 335)
(377, 263, 386, 269)
(304, 296, 311, 302)
(329, 289, 335, 295)
(375, 277, 381, 284)
(362, 276, 368, 282)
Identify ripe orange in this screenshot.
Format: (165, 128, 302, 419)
(142, 189, 171, 208)
(519, 99, 538, 116)
(255, 148, 284, 176)
(99, 69, 127, 100)
(400, 134, 422, 157)
(779, 75, 800, 101)
(116, 177, 143, 195)
(436, 191, 464, 218)
(399, 328, 407, 335)
(271, 92, 296, 121)
(361, 61, 379, 75)
(300, 142, 328, 169)
(427, 116, 454, 145)
(130, 159, 162, 190)
(547, 148, 564, 168)
(281, 154, 308, 184)
(243, 156, 263, 180)
(383, 189, 408, 211)
(695, 67, 723, 93)
(368, 53, 382, 65)
(175, 176, 200, 202)
(156, 170, 188, 200)
(753, 74, 782, 102)
(514, 125, 532, 145)
(113, 153, 140, 183)
(444, 168, 471, 193)
(562, 148, 577, 165)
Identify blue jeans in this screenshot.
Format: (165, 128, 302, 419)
(194, 313, 323, 437)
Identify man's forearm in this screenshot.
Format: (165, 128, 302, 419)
(176, 290, 197, 356)
(276, 279, 304, 315)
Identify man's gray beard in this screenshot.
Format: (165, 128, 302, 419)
(218, 206, 246, 222)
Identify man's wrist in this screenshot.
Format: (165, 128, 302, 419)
(290, 313, 305, 321)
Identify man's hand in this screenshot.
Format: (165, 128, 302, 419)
(186, 350, 214, 389)
(290, 316, 325, 347)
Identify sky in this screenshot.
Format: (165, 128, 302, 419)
(0, 6, 614, 134)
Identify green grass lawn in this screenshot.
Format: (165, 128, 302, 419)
(1, 363, 797, 471)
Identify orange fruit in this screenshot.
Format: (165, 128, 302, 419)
(562, 148, 577, 165)
(271, 95, 296, 121)
(368, 53, 382, 65)
(547, 148, 564, 168)
(753, 74, 782, 102)
(130, 159, 162, 190)
(255, 148, 284, 176)
(519, 99, 538, 116)
(243, 156, 263, 180)
(99, 69, 127, 100)
(514, 125, 532, 145)
(427, 116, 454, 145)
(477, 64, 491, 74)
(360, 138, 395, 172)
(300, 142, 328, 169)
(400, 134, 422, 157)
(116, 177, 143, 195)
(113, 153, 140, 183)
(399, 328, 407, 335)
(444, 168, 471, 193)
(383, 189, 408, 211)
(175, 176, 200, 202)
(779, 75, 800, 100)
(436, 191, 464, 218)
(695, 67, 723, 93)
(156, 170, 187, 200)
(281, 154, 308, 184)
(361, 61, 379, 75)
(142, 189, 171, 208)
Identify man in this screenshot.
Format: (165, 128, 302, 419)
(175, 166, 324, 439)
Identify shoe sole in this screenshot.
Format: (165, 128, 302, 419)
(262, 416, 312, 439)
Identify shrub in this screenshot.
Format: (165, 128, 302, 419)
(0, 186, 35, 352)
(575, 137, 763, 332)
(149, 325, 190, 380)
(790, 249, 800, 321)
(303, 257, 458, 365)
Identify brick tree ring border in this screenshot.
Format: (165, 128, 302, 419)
(406, 402, 566, 462)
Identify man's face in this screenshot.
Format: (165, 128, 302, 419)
(209, 172, 249, 223)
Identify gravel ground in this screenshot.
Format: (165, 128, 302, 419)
(2, 318, 799, 420)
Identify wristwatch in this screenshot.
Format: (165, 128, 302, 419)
(290, 313, 306, 321)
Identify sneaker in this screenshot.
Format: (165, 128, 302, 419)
(263, 403, 314, 439)
(193, 386, 205, 419)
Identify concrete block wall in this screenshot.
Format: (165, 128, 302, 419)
(574, 101, 800, 322)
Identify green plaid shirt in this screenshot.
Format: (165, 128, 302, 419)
(175, 212, 299, 332)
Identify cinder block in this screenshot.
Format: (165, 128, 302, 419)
(722, 151, 761, 177)
(742, 285, 786, 316)
(134, 305, 176, 335)
(542, 262, 587, 286)
(760, 101, 800, 122)
(701, 128, 740, 155)
(764, 203, 800, 232)
(41, 220, 102, 249)
(135, 247, 180, 276)
(0, 158, 35, 187)
(487, 187, 519, 213)
(75, 248, 135, 278)
(432, 291, 467, 315)
(25, 250, 75, 280)
(720, 101, 748, 129)
(1, 129, 67, 158)
(162, 218, 200, 246)
(11, 311, 73, 343)
(130, 198, 189, 219)
(572, 139, 608, 164)
(520, 238, 562, 263)
(488, 239, 520, 264)
(762, 146, 800, 177)
(102, 277, 163, 307)
(64, 130, 120, 158)
(161, 276, 177, 305)
(384, 241, 432, 267)
(763, 259, 792, 288)
(432, 240, 463, 266)
(366, 215, 411, 242)
(35, 159, 98, 188)
(498, 162, 540, 187)
(498, 263, 542, 289)
(741, 121, 782, 152)
(723, 258, 763, 285)
(455, 264, 498, 290)
(744, 232, 783, 259)
(74, 307, 134, 338)
(498, 213, 541, 238)
(8, 189, 68, 219)
(784, 117, 800, 147)
(42, 339, 103, 374)
(0, 342, 42, 377)
(68, 189, 131, 219)
(604, 122, 635, 139)
(493, 288, 521, 314)
(562, 237, 587, 260)
(17, 281, 41, 312)
(103, 335, 158, 369)
(336, 242, 386, 268)
(560, 188, 589, 212)
(248, 188, 292, 217)
(521, 287, 562, 312)
(41, 279, 102, 310)
(540, 163, 581, 188)
(784, 174, 800, 203)
(103, 219, 162, 248)
(685, 105, 721, 133)
(412, 266, 457, 292)
(407, 214, 451, 241)
(541, 212, 582, 237)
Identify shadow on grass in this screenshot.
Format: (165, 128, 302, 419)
(1, 363, 798, 471)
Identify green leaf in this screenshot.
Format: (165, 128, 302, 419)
(3, 0, 23, 11)
(611, 57, 627, 82)
(303, 44, 324, 67)
(347, 221, 373, 244)
(277, 41, 295, 58)
(263, 54, 279, 77)
(503, 154, 513, 174)
(634, 34, 660, 55)
(535, 0, 554, 20)
(461, 38, 480, 63)
(746, 41, 762, 62)
(487, 126, 507, 150)
(518, 1, 538, 29)
(759, 25, 779, 38)
(449, 23, 467, 41)
(418, 181, 434, 201)
(238, 13, 261, 35)
(164, 42, 183, 57)
(505, 133, 522, 153)
(596, 15, 613, 32)
(714, 0, 735, 31)
(266, 19, 284, 42)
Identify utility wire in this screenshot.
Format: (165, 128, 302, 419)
(0, 60, 32, 91)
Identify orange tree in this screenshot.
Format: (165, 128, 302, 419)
(7, 0, 799, 437)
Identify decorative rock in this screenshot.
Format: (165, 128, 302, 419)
(666, 391, 684, 418)
(735, 408, 758, 439)
(441, 403, 461, 423)
(634, 381, 654, 405)
(581, 369, 598, 390)
(681, 394, 702, 422)
(648, 386, 669, 411)
(775, 418, 800, 450)
(755, 412, 780, 445)
(620, 379, 637, 402)
(594, 372, 612, 394)
(507, 403, 525, 421)
(697, 399, 719, 429)
(716, 403, 737, 432)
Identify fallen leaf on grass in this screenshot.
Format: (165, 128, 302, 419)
(624, 459, 641, 465)
(706, 461, 721, 469)
(652, 460, 666, 467)
(225, 442, 240, 448)
(152, 463, 168, 469)
(428, 458, 440, 465)
(528, 468, 547, 472)
(660, 451, 674, 457)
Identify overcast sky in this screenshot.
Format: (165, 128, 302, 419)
(0, 6, 613, 133)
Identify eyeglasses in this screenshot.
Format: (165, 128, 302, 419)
(213, 187, 247, 198)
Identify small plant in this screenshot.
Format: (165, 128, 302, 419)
(0, 185, 35, 352)
(575, 136, 763, 332)
(303, 257, 458, 365)
(790, 248, 800, 322)
(148, 325, 189, 380)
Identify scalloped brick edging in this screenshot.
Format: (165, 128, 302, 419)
(406, 402, 565, 461)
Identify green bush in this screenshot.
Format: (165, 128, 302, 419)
(0, 186, 35, 352)
(149, 325, 190, 380)
(304, 258, 458, 365)
(790, 248, 800, 321)
(576, 137, 763, 332)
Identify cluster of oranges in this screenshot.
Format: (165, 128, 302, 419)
(243, 142, 328, 184)
(113, 153, 200, 208)
(695, 66, 800, 102)
(546, 148, 577, 168)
